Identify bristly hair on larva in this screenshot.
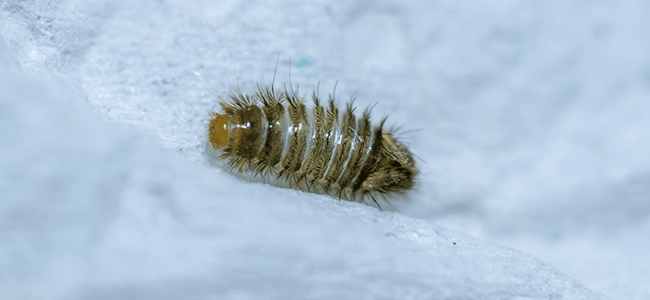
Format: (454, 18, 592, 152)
(206, 82, 419, 210)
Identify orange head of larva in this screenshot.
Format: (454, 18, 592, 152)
(208, 112, 229, 150)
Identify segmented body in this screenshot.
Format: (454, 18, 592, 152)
(207, 84, 418, 209)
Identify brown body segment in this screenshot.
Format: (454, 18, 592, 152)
(336, 110, 372, 196)
(351, 120, 386, 195)
(294, 91, 325, 184)
(231, 105, 264, 159)
(254, 86, 285, 175)
(278, 92, 309, 181)
(217, 92, 265, 172)
(322, 102, 356, 191)
(306, 97, 339, 187)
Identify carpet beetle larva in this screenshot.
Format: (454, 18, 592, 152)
(207, 83, 418, 210)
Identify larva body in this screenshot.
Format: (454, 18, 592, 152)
(207, 84, 418, 209)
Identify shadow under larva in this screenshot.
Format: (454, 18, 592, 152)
(205, 83, 419, 210)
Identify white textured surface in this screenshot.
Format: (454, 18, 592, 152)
(2, 0, 649, 299)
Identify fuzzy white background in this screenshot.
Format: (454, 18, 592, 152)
(1, 0, 649, 299)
